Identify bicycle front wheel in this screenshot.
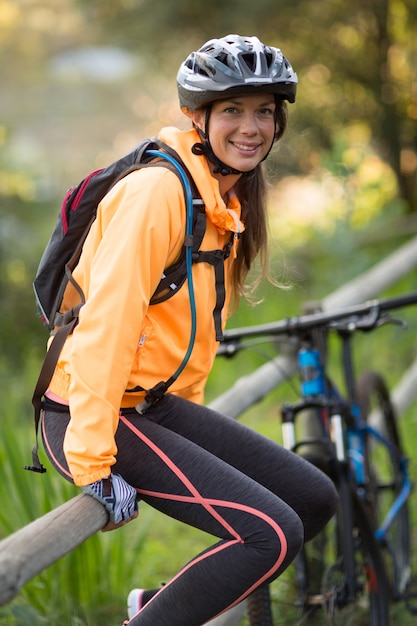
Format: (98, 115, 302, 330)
(246, 585, 274, 625)
(357, 370, 411, 601)
(294, 485, 389, 626)
(245, 484, 389, 625)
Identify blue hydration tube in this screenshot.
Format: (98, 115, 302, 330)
(146, 150, 197, 382)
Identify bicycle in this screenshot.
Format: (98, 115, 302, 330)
(218, 291, 417, 625)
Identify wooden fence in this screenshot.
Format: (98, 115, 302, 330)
(1, 232, 417, 624)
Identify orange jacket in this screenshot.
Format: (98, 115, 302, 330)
(47, 127, 244, 486)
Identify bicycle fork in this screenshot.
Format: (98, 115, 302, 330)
(329, 412, 361, 605)
(282, 404, 360, 608)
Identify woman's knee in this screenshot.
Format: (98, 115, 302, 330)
(282, 508, 304, 561)
(304, 471, 339, 542)
(256, 502, 304, 569)
(323, 473, 339, 517)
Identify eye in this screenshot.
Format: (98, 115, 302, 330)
(259, 107, 275, 116)
(223, 105, 239, 114)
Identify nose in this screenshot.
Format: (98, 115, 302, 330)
(240, 112, 258, 134)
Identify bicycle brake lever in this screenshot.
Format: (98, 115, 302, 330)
(329, 307, 380, 332)
(333, 308, 407, 332)
(376, 314, 408, 329)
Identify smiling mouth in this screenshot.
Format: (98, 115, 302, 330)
(232, 142, 260, 152)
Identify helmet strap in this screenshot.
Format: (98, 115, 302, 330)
(191, 106, 243, 176)
(192, 140, 243, 176)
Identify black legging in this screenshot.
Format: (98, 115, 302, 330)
(42, 394, 338, 625)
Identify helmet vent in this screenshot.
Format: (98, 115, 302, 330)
(241, 53, 256, 72)
(197, 65, 210, 77)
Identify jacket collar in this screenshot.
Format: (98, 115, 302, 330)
(158, 127, 245, 235)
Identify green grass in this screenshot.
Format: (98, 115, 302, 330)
(0, 395, 154, 626)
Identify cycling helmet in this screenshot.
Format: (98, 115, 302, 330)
(177, 34, 297, 110)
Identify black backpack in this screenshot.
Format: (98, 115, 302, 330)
(27, 138, 230, 473)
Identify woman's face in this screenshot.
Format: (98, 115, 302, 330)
(192, 93, 276, 173)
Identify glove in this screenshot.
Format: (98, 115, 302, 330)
(82, 473, 138, 524)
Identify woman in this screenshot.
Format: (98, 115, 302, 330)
(41, 35, 338, 625)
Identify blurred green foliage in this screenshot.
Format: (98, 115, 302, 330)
(1, 0, 416, 378)
(0, 3, 417, 624)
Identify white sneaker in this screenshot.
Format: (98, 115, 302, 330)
(127, 588, 145, 619)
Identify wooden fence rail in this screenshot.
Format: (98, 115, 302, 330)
(1, 232, 417, 623)
(0, 495, 107, 607)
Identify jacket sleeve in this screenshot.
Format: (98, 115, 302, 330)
(63, 166, 186, 486)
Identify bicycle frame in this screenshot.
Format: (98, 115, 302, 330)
(220, 290, 417, 620)
(338, 329, 411, 545)
(283, 321, 412, 542)
(221, 292, 417, 548)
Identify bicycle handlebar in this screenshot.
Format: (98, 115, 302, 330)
(219, 291, 417, 348)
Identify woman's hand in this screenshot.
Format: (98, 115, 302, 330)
(101, 508, 139, 533)
(82, 473, 138, 532)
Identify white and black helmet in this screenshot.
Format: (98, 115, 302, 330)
(177, 34, 298, 110)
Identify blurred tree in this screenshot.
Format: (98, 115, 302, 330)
(1, 0, 416, 373)
(74, 0, 417, 209)
(1, 0, 416, 206)
(0, 195, 51, 370)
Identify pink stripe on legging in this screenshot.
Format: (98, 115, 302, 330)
(120, 413, 288, 623)
(120, 413, 243, 541)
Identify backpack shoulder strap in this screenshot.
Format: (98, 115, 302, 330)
(27, 312, 80, 473)
(150, 199, 206, 304)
